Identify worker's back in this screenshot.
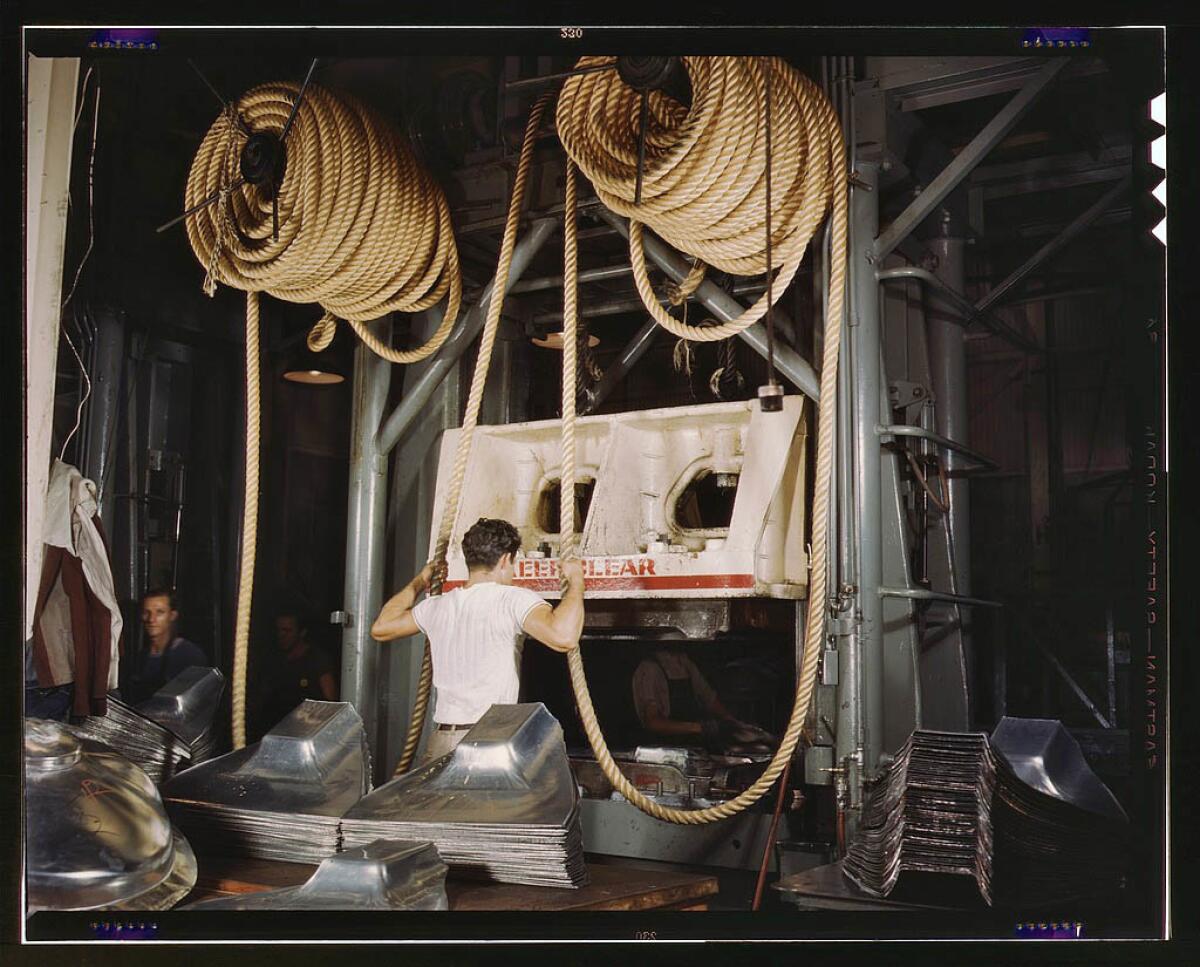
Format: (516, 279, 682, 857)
(412, 581, 546, 725)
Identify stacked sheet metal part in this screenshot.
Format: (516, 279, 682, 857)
(341, 703, 587, 888)
(843, 731, 997, 904)
(70, 695, 192, 785)
(844, 722, 1129, 908)
(70, 668, 226, 783)
(988, 718, 1129, 905)
(183, 839, 448, 910)
(136, 667, 226, 766)
(161, 701, 371, 864)
(25, 719, 197, 912)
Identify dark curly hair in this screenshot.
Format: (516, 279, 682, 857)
(462, 518, 522, 570)
(141, 586, 179, 611)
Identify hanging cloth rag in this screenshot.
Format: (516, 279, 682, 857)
(29, 460, 124, 717)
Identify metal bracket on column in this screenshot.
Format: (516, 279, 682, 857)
(876, 266, 1041, 354)
(879, 586, 1002, 608)
(871, 58, 1068, 262)
(876, 423, 998, 470)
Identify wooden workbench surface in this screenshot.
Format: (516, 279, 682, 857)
(188, 854, 717, 912)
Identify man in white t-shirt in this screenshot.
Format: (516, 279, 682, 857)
(371, 518, 585, 764)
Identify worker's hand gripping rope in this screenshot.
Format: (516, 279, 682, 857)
(390, 92, 557, 778)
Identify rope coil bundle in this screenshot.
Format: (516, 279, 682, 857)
(556, 56, 841, 343)
(185, 80, 463, 363)
(183, 80, 465, 748)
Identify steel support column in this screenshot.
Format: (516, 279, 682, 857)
(82, 307, 126, 537)
(850, 162, 884, 788)
(595, 209, 819, 401)
(340, 320, 393, 773)
(927, 232, 974, 727)
(376, 217, 558, 457)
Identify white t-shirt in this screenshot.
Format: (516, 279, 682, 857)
(411, 581, 548, 725)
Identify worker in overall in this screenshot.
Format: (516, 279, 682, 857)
(253, 606, 338, 737)
(371, 518, 585, 764)
(125, 588, 208, 705)
(632, 646, 771, 751)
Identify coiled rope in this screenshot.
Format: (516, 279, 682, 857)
(184, 80, 464, 748)
(557, 55, 848, 823)
(557, 56, 832, 343)
(391, 92, 555, 776)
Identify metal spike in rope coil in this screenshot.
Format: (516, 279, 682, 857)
(557, 56, 837, 344)
(390, 92, 556, 777)
(183, 80, 465, 749)
(185, 80, 463, 365)
(559, 56, 848, 823)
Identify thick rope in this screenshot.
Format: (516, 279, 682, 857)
(186, 80, 463, 365)
(231, 291, 261, 750)
(560, 56, 848, 823)
(391, 92, 556, 776)
(184, 80, 464, 749)
(558, 56, 833, 343)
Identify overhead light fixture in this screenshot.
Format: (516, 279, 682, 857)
(282, 332, 347, 386)
(531, 332, 600, 351)
(283, 367, 343, 385)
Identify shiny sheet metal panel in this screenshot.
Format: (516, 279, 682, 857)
(344, 704, 575, 826)
(160, 701, 371, 864)
(24, 720, 197, 912)
(341, 704, 586, 888)
(990, 717, 1127, 822)
(135, 666, 225, 750)
(184, 840, 448, 910)
(162, 700, 370, 814)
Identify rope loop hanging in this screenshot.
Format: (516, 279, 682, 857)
(558, 55, 849, 823)
(557, 56, 840, 343)
(391, 92, 557, 776)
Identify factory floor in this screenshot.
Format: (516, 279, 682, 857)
(587, 854, 790, 912)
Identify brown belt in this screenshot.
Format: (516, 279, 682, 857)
(436, 722, 474, 731)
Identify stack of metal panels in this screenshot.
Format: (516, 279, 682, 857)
(341, 703, 587, 888)
(844, 722, 1129, 907)
(988, 718, 1128, 905)
(843, 731, 997, 904)
(182, 839, 448, 910)
(161, 701, 371, 864)
(70, 668, 226, 784)
(135, 667, 226, 766)
(70, 697, 192, 785)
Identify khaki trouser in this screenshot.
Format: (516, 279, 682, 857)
(420, 725, 471, 765)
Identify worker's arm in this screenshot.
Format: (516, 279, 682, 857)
(521, 559, 586, 652)
(317, 672, 338, 701)
(643, 703, 703, 738)
(370, 562, 436, 641)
